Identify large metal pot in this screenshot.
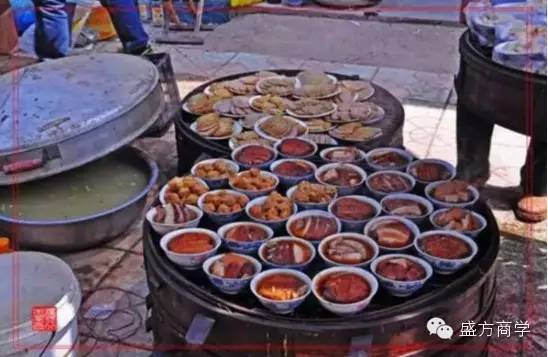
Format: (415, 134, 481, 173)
(0, 147, 158, 252)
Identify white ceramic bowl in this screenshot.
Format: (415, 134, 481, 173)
(286, 184, 337, 211)
(229, 170, 280, 199)
(202, 253, 262, 294)
(318, 233, 379, 268)
(365, 170, 416, 199)
(217, 221, 274, 254)
(159, 177, 209, 205)
(365, 147, 414, 172)
(380, 193, 434, 224)
(251, 268, 312, 314)
(414, 230, 478, 275)
(315, 163, 367, 196)
(286, 209, 342, 245)
(429, 208, 487, 238)
(370, 254, 433, 297)
(159, 228, 221, 270)
(191, 158, 240, 189)
(246, 195, 298, 230)
(363, 215, 420, 252)
(424, 181, 480, 209)
(258, 237, 316, 270)
(197, 189, 249, 225)
(231, 143, 278, 170)
(312, 266, 378, 317)
(406, 159, 456, 186)
(274, 137, 318, 159)
(327, 195, 381, 232)
(145, 204, 203, 235)
(319, 146, 366, 165)
(270, 159, 317, 187)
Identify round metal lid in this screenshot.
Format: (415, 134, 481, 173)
(0, 54, 163, 185)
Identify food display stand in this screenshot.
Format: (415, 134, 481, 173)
(143, 69, 500, 356)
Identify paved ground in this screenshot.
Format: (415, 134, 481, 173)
(0, 12, 545, 357)
(202, 14, 465, 73)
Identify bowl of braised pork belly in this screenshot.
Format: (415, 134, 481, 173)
(425, 180, 479, 208)
(318, 233, 379, 267)
(315, 163, 367, 196)
(231, 144, 278, 169)
(275, 137, 318, 159)
(328, 196, 381, 232)
(371, 254, 433, 297)
(380, 193, 433, 224)
(430, 207, 487, 238)
(320, 146, 366, 165)
(218, 222, 274, 254)
(312, 266, 378, 316)
(286, 210, 341, 245)
(203, 253, 262, 294)
(414, 230, 478, 275)
(251, 268, 312, 314)
(146, 203, 203, 235)
(258, 237, 316, 270)
(365, 170, 415, 198)
(406, 159, 456, 185)
(365, 147, 413, 172)
(270, 159, 317, 186)
(363, 215, 420, 252)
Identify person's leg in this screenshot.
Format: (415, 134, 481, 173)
(33, 0, 70, 58)
(99, 0, 149, 54)
(516, 139, 546, 222)
(456, 104, 494, 187)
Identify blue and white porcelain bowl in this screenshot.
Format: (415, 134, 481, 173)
(229, 170, 279, 199)
(318, 233, 379, 268)
(370, 253, 433, 297)
(217, 222, 274, 254)
(246, 196, 298, 230)
(286, 209, 342, 246)
(424, 181, 480, 209)
(270, 159, 317, 187)
(191, 158, 240, 189)
(251, 269, 312, 314)
(365, 170, 416, 199)
(365, 147, 414, 172)
(414, 230, 478, 275)
(159, 177, 209, 205)
(231, 143, 278, 170)
(380, 193, 434, 224)
(274, 137, 318, 159)
(146, 204, 203, 235)
(429, 208, 487, 238)
(315, 163, 367, 196)
(328, 195, 381, 232)
(406, 158, 456, 187)
(197, 190, 249, 225)
(286, 184, 337, 211)
(258, 237, 316, 271)
(159, 228, 221, 270)
(202, 253, 262, 294)
(319, 146, 366, 165)
(363, 215, 420, 252)
(312, 266, 378, 317)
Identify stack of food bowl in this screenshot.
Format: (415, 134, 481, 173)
(147, 143, 485, 316)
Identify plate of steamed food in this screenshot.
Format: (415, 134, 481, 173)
(160, 70, 487, 317)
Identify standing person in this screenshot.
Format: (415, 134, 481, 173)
(33, 0, 151, 59)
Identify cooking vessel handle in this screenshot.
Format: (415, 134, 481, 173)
(2, 158, 44, 174)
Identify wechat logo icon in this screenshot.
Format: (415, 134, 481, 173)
(427, 317, 453, 340)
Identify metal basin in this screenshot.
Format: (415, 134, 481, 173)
(0, 146, 158, 252)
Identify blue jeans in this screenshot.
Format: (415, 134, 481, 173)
(33, 0, 149, 58)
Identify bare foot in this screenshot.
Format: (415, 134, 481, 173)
(515, 196, 547, 223)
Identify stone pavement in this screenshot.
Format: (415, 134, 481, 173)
(1, 29, 545, 355)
